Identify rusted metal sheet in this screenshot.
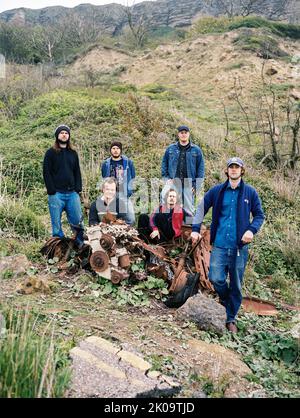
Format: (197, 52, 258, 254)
(242, 296, 279, 316)
(147, 264, 169, 281)
(193, 232, 214, 292)
(169, 270, 188, 293)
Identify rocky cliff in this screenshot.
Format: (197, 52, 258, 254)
(0, 0, 298, 34)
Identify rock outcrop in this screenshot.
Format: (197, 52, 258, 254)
(0, 0, 297, 34)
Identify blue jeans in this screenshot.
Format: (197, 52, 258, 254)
(117, 194, 135, 225)
(48, 192, 84, 245)
(209, 246, 249, 323)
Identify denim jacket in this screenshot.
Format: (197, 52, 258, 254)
(161, 142, 205, 190)
(101, 155, 136, 197)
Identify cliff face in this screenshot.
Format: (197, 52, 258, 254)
(0, 0, 298, 33)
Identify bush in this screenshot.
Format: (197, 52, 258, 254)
(189, 16, 232, 35)
(228, 16, 300, 40)
(189, 16, 300, 40)
(111, 84, 137, 93)
(233, 29, 289, 59)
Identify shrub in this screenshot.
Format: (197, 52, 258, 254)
(189, 16, 300, 40)
(111, 84, 137, 93)
(233, 29, 289, 59)
(189, 16, 232, 35)
(228, 16, 300, 40)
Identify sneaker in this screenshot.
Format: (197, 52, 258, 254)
(226, 322, 238, 333)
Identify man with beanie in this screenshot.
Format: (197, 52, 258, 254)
(43, 125, 84, 247)
(161, 125, 205, 222)
(191, 157, 265, 333)
(101, 141, 136, 198)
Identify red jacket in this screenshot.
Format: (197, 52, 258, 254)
(150, 204, 184, 238)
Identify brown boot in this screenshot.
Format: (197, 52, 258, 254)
(226, 322, 238, 333)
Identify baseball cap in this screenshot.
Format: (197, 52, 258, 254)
(177, 125, 190, 132)
(227, 157, 244, 167)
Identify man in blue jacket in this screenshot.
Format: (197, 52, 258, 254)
(191, 157, 265, 333)
(101, 141, 135, 198)
(161, 125, 205, 222)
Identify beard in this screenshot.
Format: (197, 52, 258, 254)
(58, 139, 69, 146)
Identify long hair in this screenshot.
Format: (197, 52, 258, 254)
(163, 187, 181, 205)
(52, 138, 74, 152)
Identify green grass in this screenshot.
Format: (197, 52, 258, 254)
(0, 309, 71, 398)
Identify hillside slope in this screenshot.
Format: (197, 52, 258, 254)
(68, 29, 300, 104)
(0, 24, 299, 399)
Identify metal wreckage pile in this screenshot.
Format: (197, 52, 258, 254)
(41, 213, 214, 305)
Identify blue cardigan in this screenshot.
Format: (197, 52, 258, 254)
(192, 179, 265, 248)
(101, 155, 136, 197)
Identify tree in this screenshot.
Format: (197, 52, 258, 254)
(224, 65, 300, 170)
(31, 25, 65, 62)
(65, 10, 100, 45)
(124, 1, 154, 48)
(212, 0, 292, 20)
(0, 23, 33, 63)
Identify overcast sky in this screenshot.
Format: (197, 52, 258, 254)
(0, 1, 147, 14)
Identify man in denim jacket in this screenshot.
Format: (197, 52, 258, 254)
(101, 141, 135, 198)
(161, 125, 205, 222)
(191, 157, 265, 333)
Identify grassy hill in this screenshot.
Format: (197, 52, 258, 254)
(0, 17, 299, 398)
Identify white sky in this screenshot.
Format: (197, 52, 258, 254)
(0, 1, 146, 14)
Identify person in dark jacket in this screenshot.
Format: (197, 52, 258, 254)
(101, 141, 136, 198)
(138, 187, 191, 243)
(43, 125, 84, 247)
(161, 125, 205, 222)
(89, 177, 135, 226)
(191, 157, 265, 333)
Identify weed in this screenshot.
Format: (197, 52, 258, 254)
(0, 309, 71, 398)
(1, 269, 14, 280)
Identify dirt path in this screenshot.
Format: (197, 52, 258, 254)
(0, 272, 264, 398)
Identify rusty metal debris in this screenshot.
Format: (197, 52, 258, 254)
(193, 230, 214, 292)
(90, 251, 110, 272)
(40, 220, 293, 317)
(40, 220, 215, 293)
(40, 215, 216, 297)
(111, 269, 129, 284)
(242, 296, 279, 316)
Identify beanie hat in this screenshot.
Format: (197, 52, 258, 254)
(110, 141, 122, 152)
(55, 125, 71, 140)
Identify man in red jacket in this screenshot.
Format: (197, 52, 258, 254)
(138, 188, 190, 243)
